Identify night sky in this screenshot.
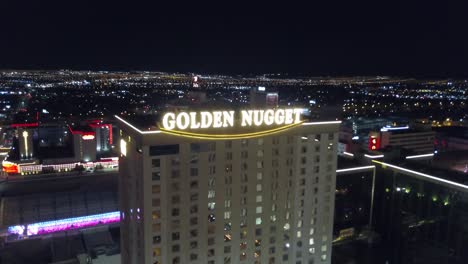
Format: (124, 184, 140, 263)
(0, 1, 462, 76)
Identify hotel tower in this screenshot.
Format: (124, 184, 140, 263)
(116, 108, 340, 264)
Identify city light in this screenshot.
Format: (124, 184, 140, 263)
(372, 160, 468, 191)
(336, 165, 375, 173)
(405, 153, 435, 159)
(364, 154, 384, 159)
(8, 211, 120, 236)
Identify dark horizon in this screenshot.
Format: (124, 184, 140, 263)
(0, 2, 463, 78)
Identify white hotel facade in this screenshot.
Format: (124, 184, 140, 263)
(116, 109, 340, 264)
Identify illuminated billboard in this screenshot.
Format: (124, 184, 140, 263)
(159, 108, 304, 139)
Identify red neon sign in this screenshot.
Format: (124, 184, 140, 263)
(368, 136, 380, 150)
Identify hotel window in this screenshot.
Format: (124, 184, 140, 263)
(190, 193, 198, 202)
(225, 175, 232, 184)
(224, 246, 231, 253)
(172, 182, 180, 191)
(190, 229, 198, 238)
(314, 166, 319, 173)
(257, 172, 263, 180)
(190, 168, 198, 177)
(208, 237, 215, 246)
(225, 164, 233, 172)
(190, 217, 198, 225)
(299, 179, 306, 186)
(241, 151, 248, 159)
(321, 254, 327, 261)
(172, 208, 180, 217)
(256, 217, 262, 225)
(190, 254, 197, 261)
(241, 208, 247, 217)
(273, 148, 279, 156)
(152, 211, 160, 220)
(172, 244, 180, 252)
(190, 205, 198, 214)
(328, 133, 334, 140)
(153, 223, 161, 232)
(225, 200, 231, 208)
(225, 141, 232, 148)
(208, 190, 216, 199)
(241, 185, 248, 194)
(256, 229, 262, 236)
(152, 185, 160, 194)
(241, 173, 248, 183)
(153, 235, 161, 244)
(190, 180, 198, 189)
(171, 170, 180, 179)
(241, 139, 248, 147)
(273, 137, 279, 145)
(272, 159, 279, 167)
(297, 220, 303, 228)
(257, 149, 264, 157)
(171, 157, 180, 166)
(153, 247, 161, 257)
(272, 193, 277, 201)
(241, 197, 247, 205)
(172, 232, 180, 241)
(258, 138, 264, 145)
(224, 211, 231, 219)
(300, 168, 306, 175)
(226, 152, 233, 160)
(240, 230, 248, 239)
(152, 159, 160, 168)
(315, 146, 320, 152)
(208, 202, 216, 210)
(256, 206, 263, 214)
(256, 184, 262, 191)
(301, 157, 307, 164)
(208, 153, 216, 162)
(208, 177, 215, 187)
(152, 172, 160, 181)
(171, 196, 180, 204)
(301, 146, 307, 153)
(256, 195, 262, 202)
(190, 241, 198, 249)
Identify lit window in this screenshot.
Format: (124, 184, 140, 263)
(224, 211, 231, 219)
(257, 172, 263, 180)
(256, 206, 262, 214)
(257, 150, 264, 157)
(208, 190, 216, 199)
(256, 217, 262, 225)
(256, 195, 262, 203)
(208, 202, 215, 210)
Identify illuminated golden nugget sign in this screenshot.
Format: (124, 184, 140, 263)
(160, 109, 304, 139)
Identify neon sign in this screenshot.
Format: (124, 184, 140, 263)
(159, 109, 304, 139)
(161, 109, 303, 131)
(368, 136, 380, 150)
(82, 134, 95, 140)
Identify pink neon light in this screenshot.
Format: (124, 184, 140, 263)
(10, 122, 39, 128)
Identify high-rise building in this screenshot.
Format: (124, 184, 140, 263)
(116, 108, 340, 264)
